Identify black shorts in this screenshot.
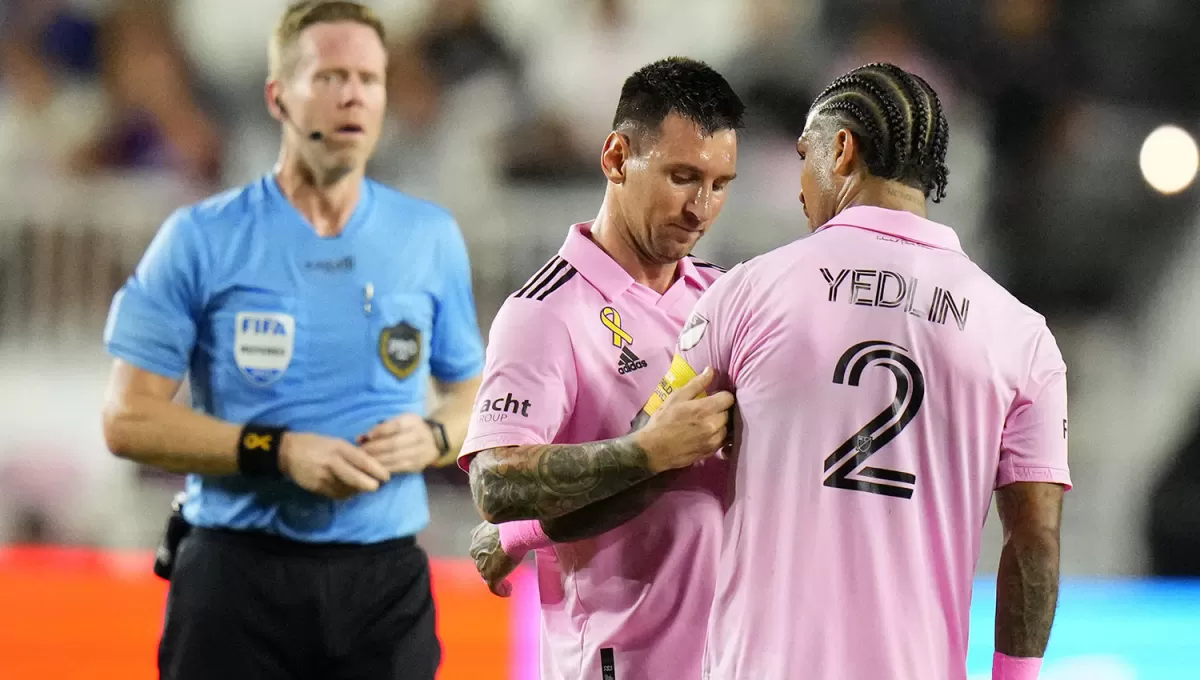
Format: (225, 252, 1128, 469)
(158, 527, 440, 680)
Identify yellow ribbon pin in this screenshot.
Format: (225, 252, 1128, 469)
(600, 306, 634, 347)
(243, 433, 274, 451)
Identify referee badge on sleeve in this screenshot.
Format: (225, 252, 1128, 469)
(380, 322, 422, 380)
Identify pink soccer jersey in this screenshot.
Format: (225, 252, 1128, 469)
(675, 206, 1071, 680)
(459, 221, 726, 680)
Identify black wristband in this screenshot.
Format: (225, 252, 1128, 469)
(237, 424, 287, 478)
(425, 419, 450, 456)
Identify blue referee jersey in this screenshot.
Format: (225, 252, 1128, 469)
(104, 175, 485, 543)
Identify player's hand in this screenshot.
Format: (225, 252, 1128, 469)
(636, 367, 735, 473)
(279, 432, 391, 499)
(469, 521, 519, 598)
(357, 414, 440, 475)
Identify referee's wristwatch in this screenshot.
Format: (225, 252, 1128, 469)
(425, 418, 451, 464)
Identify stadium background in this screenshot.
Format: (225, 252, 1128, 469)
(1, 0, 1199, 678)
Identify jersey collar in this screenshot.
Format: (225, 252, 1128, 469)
(265, 173, 374, 241)
(815, 206, 965, 255)
(559, 221, 704, 302)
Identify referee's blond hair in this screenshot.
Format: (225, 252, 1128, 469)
(269, 1, 386, 79)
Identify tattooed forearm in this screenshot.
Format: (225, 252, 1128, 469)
(469, 437, 655, 523)
(994, 482, 1064, 658)
(540, 469, 685, 543)
(995, 532, 1060, 657)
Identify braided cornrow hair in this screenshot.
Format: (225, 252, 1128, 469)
(808, 62, 950, 202)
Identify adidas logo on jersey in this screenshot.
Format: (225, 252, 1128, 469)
(617, 347, 648, 375)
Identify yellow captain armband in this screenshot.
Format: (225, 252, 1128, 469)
(630, 353, 704, 431)
(640, 353, 704, 416)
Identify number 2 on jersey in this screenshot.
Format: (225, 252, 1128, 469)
(823, 340, 925, 499)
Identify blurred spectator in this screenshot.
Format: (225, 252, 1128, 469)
(965, 0, 1091, 318)
(379, 0, 529, 355)
(0, 0, 99, 110)
(0, 0, 222, 183)
(389, 0, 521, 131)
(0, 0, 107, 177)
(73, 0, 222, 183)
(725, 0, 825, 139)
(491, 0, 750, 183)
(381, 0, 524, 196)
(827, 12, 958, 111)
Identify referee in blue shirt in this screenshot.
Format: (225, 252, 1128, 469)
(100, 3, 483, 679)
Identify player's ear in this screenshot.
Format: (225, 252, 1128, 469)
(601, 131, 630, 185)
(265, 79, 285, 122)
(832, 128, 857, 178)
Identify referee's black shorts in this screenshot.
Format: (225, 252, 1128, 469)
(158, 527, 440, 680)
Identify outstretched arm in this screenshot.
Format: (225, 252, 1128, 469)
(539, 468, 687, 542)
(468, 367, 730, 523)
(469, 437, 656, 523)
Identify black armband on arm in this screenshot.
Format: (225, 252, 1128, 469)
(237, 424, 287, 478)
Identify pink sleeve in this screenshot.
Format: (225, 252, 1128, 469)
(457, 300, 577, 471)
(677, 264, 753, 393)
(997, 325, 1072, 490)
(498, 519, 553, 557)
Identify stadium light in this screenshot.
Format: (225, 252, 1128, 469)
(1139, 124, 1199, 195)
